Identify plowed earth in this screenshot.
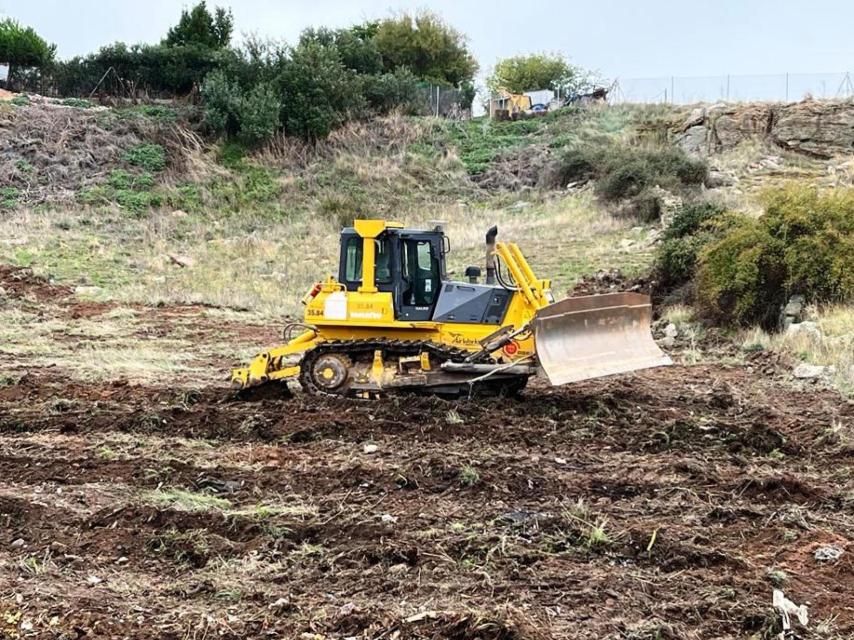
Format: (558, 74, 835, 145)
(0, 266, 852, 640)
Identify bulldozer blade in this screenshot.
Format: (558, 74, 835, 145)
(532, 292, 671, 385)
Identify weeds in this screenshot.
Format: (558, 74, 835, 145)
(459, 464, 480, 487)
(145, 488, 232, 512)
(124, 143, 167, 172)
(445, 409, 464, 425)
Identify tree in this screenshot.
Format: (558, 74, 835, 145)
(487, 53, 589, 95)
(0, 18, 56, 88)
(164, 1, 233, 49)
(299, 26, 383, 75)
(276, 41, 366, 142)
(202, 69, 280, 145)
(373, 11, 477, 87)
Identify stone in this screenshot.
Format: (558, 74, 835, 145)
(664, 323, 679, 339)
(784, 294, 806, 317)
(10, 538, 24, 548)
(792, 363, 825, 379)
(168, 254, 194, 268)
(786, 321, 821, 339)
(674, 125, 709, 155)
(814, 545, 843, 562)
(682, 107, 707, 130)
(660, 336, 676, 348)
(362, 443, 378, 454)
(706, 169, 737, 187)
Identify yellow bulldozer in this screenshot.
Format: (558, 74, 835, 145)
(232, 219, 671, 398)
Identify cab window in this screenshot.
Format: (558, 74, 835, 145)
(343, 236, 392, 284)
(402, 239, 439, 305)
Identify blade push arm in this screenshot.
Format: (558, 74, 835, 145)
(494, 241, 553, 310)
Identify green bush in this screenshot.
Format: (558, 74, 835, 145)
(202, 70, 280, 145)
(696, 185, 854, 328)
(1, 186, 21, 208)
(656, 201, 728, 288)
(595, 147, 707, 202)
(544, 144, 707, 203)
(123, 143, 167, 172)
(664, 201, 726, 241)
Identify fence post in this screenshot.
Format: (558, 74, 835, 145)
(726, 75, 730, 101)
(670, 76, 675, 104)
(785, 73, 789, 102)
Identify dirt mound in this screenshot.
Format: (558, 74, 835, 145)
(569, 268, 650, 296)
(0, 264, 71, 301)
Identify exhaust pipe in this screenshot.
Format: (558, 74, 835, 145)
(485, 225, 498, 285)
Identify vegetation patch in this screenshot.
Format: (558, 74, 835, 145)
(657, 185, 854, 329)
(546, 143, 707, 203)
(144, 488, 232, 512)
(123, 143, 167, 172)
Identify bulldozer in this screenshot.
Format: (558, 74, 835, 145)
(231, 219, 671, 398)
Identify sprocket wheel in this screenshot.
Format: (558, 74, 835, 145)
(306, 352, 352, 394)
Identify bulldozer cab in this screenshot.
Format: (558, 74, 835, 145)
(338, 226, 446, 321)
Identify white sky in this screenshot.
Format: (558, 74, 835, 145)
(2, 0, 854, 83)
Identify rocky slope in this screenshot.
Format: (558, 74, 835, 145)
(675, 99, 854, 158)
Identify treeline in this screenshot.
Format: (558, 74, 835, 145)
(4, 2, 478, 142)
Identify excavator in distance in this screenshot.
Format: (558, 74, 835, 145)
(231, 219, 671, 398)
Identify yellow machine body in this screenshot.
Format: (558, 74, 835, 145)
(232, 219, 670, 395)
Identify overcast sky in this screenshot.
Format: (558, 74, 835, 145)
(2, 0, 854, 83)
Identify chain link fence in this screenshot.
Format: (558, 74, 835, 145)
(611, 72, 854, 104)
(416, 84, 472, 119)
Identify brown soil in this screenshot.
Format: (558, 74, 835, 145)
(1, 268, 852, 639)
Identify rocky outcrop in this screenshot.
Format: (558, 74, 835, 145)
(674, 100, 854, 158)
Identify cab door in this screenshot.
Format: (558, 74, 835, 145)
(397, 235, 441, 321)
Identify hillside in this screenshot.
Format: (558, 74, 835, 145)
(1, 95, 853, 639)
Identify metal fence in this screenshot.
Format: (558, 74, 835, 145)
(416, 84, 471, 119)
(611, 72, 854, 104)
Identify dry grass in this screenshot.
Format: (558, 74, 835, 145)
(0, 192, 651, 317)
(741, 305, 854, 394)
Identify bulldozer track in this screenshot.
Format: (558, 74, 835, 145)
(298, 338, 523, 398)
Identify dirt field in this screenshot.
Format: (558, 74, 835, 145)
(1, 266, 852, 640)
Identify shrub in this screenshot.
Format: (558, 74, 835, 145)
(656, 201, 728, 288)
(202, 70, 280, 145)
(123, 143, 167, 172)
(697, 221, 786, 328)
(361, 68, 422, 114)
(277, 40, 366, 143)
(543, 144, 707, 203)
(663, 201, 726, 241)
(540, 146, 601, 187)
(696, 185, 854, 328)
(595, 147, 707, 202)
